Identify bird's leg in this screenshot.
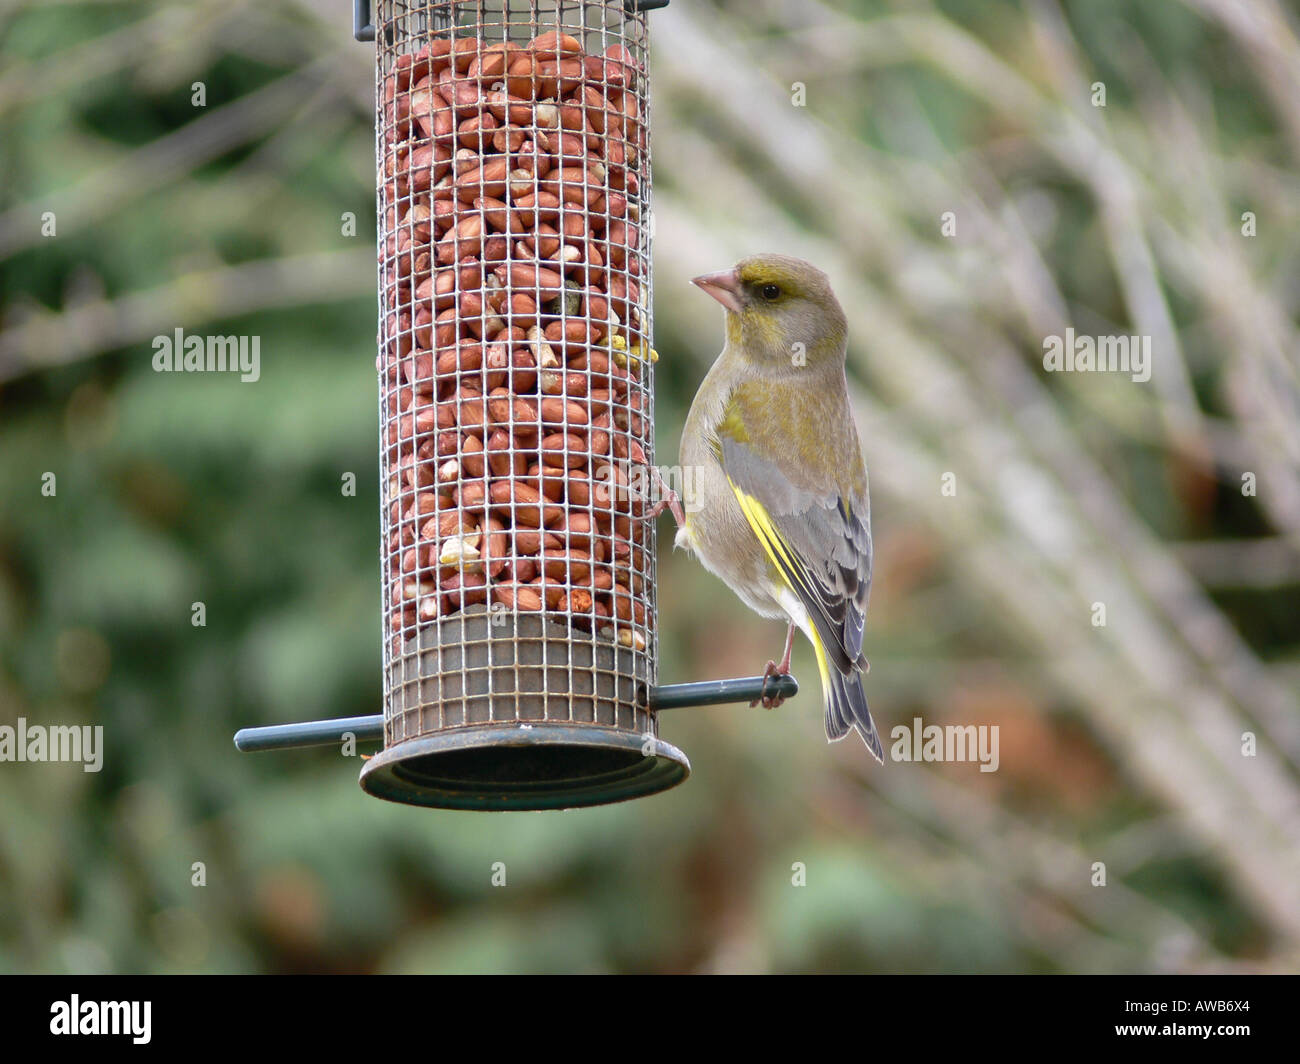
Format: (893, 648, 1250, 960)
(751, 623, 797, 710)
(776, 623, 796, 674)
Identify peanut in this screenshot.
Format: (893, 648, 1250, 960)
(540, 432, 588, 469)
(381, 31, 652, 639)
(493, 582, 543, 611)
(488, 478, 563, 528)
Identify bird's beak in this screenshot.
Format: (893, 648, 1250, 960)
(691, 268, 744, 315)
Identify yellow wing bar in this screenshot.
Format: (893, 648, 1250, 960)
(728, 478, 836, 694)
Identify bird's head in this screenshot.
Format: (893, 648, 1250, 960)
(692, 253, 848, 371)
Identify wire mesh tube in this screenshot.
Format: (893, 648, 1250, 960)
(363, 0, 684, 808)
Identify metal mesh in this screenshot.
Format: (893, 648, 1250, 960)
(374, 0, 657, 749)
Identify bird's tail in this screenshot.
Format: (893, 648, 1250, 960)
(812, 630, 884, 763)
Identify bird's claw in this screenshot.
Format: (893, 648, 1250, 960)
(640, 484, 685, 528)
(750, 659, 789, 710)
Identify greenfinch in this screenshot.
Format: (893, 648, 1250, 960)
(668, 254, 882, 761)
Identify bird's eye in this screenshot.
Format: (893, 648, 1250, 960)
(759, 283, 781, 301)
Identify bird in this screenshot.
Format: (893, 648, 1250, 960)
(652, 253, 882, 762)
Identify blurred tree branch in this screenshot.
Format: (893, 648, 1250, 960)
(0, 248, 374, 381)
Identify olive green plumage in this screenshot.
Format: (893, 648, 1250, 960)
(677, 254, 881, 761)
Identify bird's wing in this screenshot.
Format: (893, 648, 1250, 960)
(712, 391, 872, 675)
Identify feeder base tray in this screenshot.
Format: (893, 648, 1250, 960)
(358, 722, 689, 811)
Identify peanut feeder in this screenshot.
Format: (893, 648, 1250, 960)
(232, 0, 800, 809)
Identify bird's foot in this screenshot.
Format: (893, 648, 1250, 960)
(750, 659, 791, 710)
(640, 483, 685, 528)
(631, 462, 685, 527)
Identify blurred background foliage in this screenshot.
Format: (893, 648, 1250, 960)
(1, 0, 1299, 973)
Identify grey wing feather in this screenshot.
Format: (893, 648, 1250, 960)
(718, 436, 872, 674)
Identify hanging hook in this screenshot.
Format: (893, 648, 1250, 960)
(353, 0, 375, 42)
